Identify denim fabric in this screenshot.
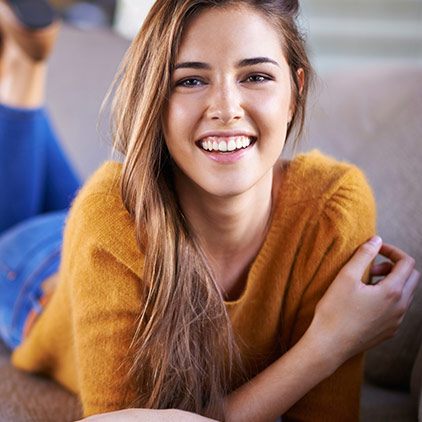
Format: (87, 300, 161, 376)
(0, 211, 67, 350)
(0, 104, 81, 235)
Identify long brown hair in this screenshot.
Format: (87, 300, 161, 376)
(110, 0, 312, 419)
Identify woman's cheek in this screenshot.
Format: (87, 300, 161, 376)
(170, 96, 202, 134)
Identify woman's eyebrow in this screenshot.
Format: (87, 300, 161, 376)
(237, 57, 280, 68)
(173, 57, 280, 70)
(174, 61, 211, 70)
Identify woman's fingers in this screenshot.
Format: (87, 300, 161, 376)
(348, 240, 416, 293)
(401, 269, 420, 308)
(379, 243, 411, 263)
(377, 243, 416, 291)
(340, 236, 382, 280)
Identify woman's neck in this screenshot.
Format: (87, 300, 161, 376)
(175, 165, 282, 299)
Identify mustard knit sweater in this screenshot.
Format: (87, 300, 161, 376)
(12, 150, 376, 421)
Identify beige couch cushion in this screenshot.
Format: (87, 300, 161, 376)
(0, 341, 82, 421)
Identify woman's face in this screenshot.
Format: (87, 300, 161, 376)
(163, 4, 296, 198)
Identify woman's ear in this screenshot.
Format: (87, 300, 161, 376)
(297, 67, 305, 95)
(288, 68, 305, 122)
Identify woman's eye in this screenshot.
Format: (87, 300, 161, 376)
(176, 78, 204, 88)
(245, 74, 271, 83)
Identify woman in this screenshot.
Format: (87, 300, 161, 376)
(0, 0, 419, 421)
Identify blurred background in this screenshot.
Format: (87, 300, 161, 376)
(301, 0, 422, 71)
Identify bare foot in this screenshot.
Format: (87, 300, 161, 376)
(0, 0, 60, 108)
(0, 0, 59, 61)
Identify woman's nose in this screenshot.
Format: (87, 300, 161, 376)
(205, 83, 244, 124)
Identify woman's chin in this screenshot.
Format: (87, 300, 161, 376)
(197, 176, 264, 199)
(173, 163, 272, 201)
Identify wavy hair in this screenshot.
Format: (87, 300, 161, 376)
(109, 0, 312, 419)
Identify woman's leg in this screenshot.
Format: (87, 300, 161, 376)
(0, 105, 81, 234)
(0, 210, 66, 349)
(0, 4, 81, 234)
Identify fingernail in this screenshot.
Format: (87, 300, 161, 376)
(368, 235, 382, 246)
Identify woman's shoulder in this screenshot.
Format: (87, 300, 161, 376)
(76, 160, 123, 199)
(279, 149, 374, 207)
(263, 151, 376, 286)
(69, 160, 126, 225)
(63, 160, 141, 275)
(271, 149, 376, 240)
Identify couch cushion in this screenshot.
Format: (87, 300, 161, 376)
(0, 340, 82, 422)
(301, 64, 422, 389)
(0, 365, 82, 422)
(360, 381, 417, 422)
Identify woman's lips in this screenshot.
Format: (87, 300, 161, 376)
(196, 135, 256, 164)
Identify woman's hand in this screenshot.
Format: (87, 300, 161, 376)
(78, 408, 217, 421)
(310, 236, 420, 364)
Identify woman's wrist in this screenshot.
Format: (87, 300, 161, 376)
(304, 316, 350, 374)
(298, 319, 347, 378)
(223, 323, 344, 422)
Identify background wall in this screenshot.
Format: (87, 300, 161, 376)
(300, 0, 422, 72)
(113, 0, 154, 39)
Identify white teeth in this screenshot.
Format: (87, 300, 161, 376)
(227, 140, 236, 151)
(199, 136, 254, 152)
(218, 141, 228, 152)
(201, 140, 212, 151)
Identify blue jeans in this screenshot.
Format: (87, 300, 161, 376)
(0, 104, 81, 350)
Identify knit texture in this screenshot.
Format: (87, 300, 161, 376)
(12, 150, 376, 420)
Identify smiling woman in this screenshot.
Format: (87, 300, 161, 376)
(0, 1, 419, 422)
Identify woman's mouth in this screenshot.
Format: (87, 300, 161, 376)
(197, 135, 256, 153)
(195, 135, 256, 164)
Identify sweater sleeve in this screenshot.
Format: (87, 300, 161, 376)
(64, 192, 143, 417)
(283, 165, 376, 422)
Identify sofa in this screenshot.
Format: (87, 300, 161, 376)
(0, 24, 421, 421)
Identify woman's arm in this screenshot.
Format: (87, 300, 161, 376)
(280, 164, 377, 421)
(79, 239, 419, 422)
(80, 408, 218, 422)
(224, 239, 419, 422)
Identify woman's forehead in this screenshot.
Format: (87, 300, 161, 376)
(175, 5, 285, 64)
